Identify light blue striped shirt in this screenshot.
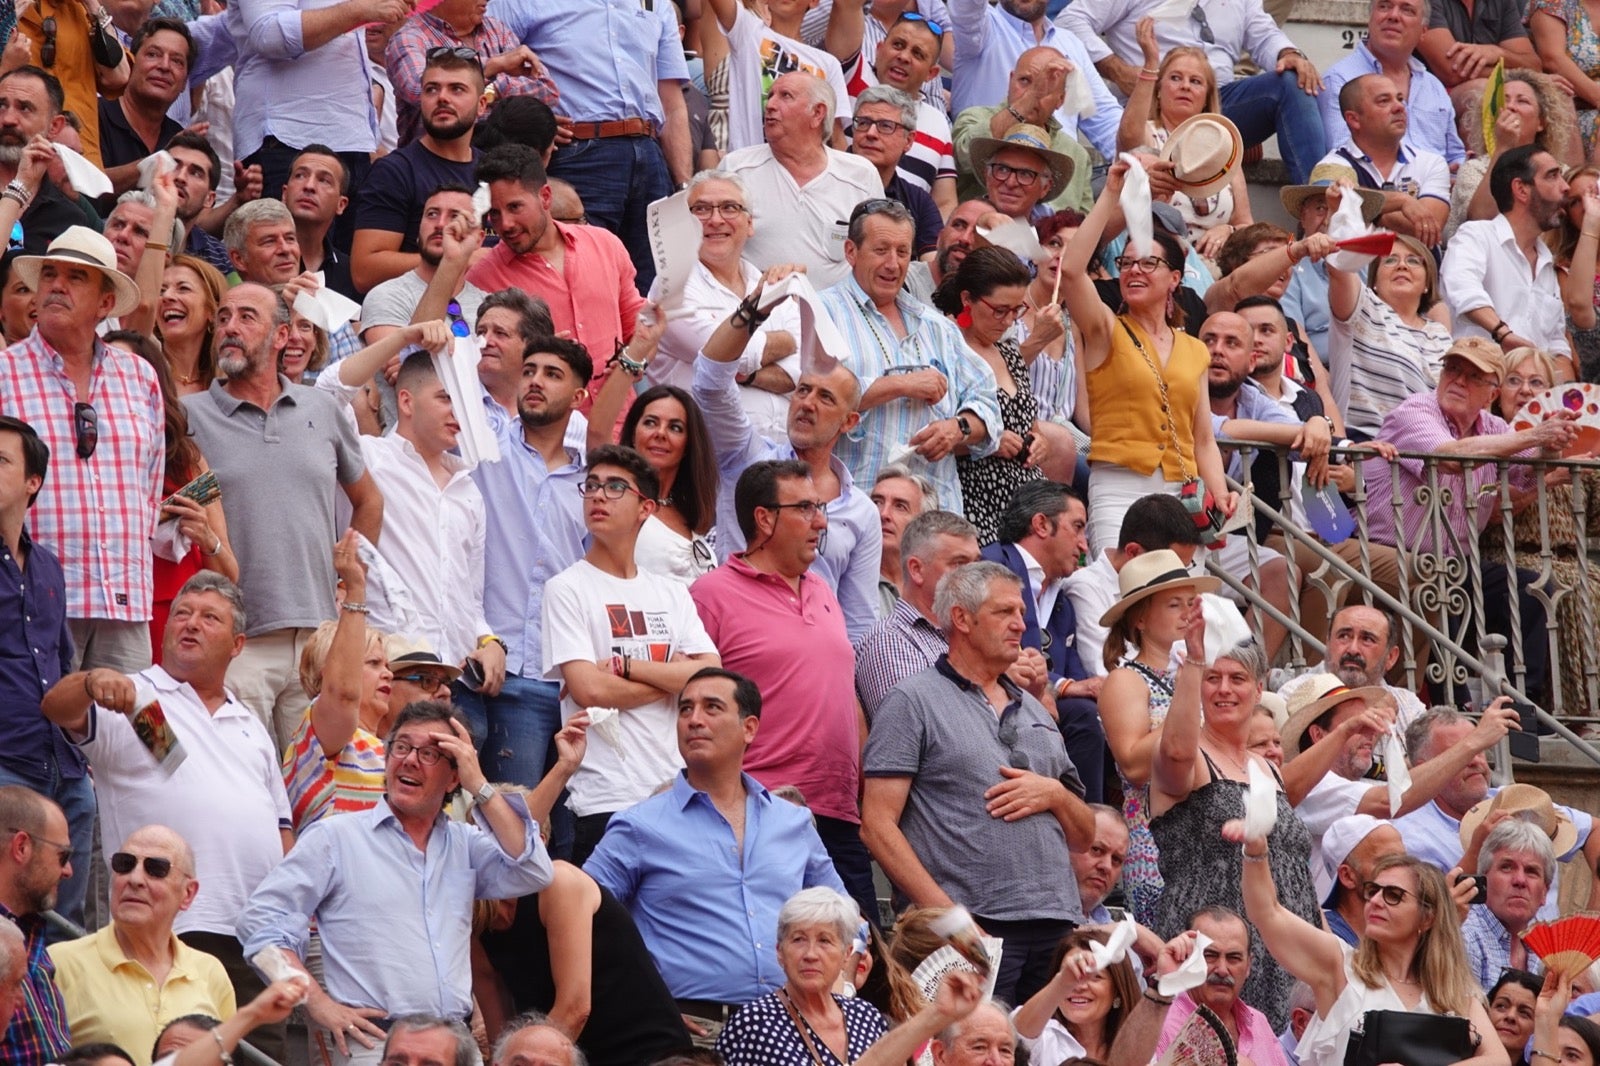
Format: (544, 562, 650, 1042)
(1318, 43, 1465, 165)
(820, 275, 1003, 516)
(691, 354, 884, 643)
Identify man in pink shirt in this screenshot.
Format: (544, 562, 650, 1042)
(689, 458, 874, 925)
(467, 145, 645, 412)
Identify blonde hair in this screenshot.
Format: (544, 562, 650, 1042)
(298, 621, 385, 696)
(1492, 347, 1559, 419)
(884, 906, 951, 1022)
(1552, 165, 1600, 266)
(1150, 47, 1221, 129)
(1459, 70, 1579, 165)
(1350, 855, 1479, 1017)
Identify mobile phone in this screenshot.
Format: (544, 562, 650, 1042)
(1507, 700, 1541, 763)
(461, 657, 486, 691)
(1455, 872, 1488, 906)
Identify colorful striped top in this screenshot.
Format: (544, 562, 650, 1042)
(282, 703, 387, 831)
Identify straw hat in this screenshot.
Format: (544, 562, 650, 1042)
(14, 226, 141, 319)
(1279, 161, 1385, 224)
(1160, 114, 1243, 199)
(969, 124, 1076, 203)
(383, 635, 463, 683)
(1458, 784, 1577, 857)
(1097, 549, 1220, 627)
(1280, 673, 1392, 756)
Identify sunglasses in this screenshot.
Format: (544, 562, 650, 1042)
(894, 11, 944, 36)
(41, 17, 56, 67)
(1360, 881, 1416, 906)
(446, 299, 471, 338)
(111, 851, 174, 878)
(425, 44, 482, 67)
(1190, 4, 1215, 43)
(997, 717, 1031, 770)
(393, 672, 451, 687)
(9, 827, 71, 868)
(74, 401, 97, 459)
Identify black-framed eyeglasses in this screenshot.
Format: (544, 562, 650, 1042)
(111, 851, 174, 878)
(1190, 4, 1215, 43)
(393, 672, 451, 688)
(7, 827, 71, 868)
(388, 738, 450, 765)
(894, 11, 944, 36)
(40, 17, 56, 67)
(763, 499, 828, 520)
(1360, 881, 1416, 906)
(579, 476, 649, 501)
(986, 161, 1046, 187)
(688, 201, 749, 220)
(425, 44, 482, 68)
(997, 717, 1031, 770)
(73, 401, 97, 459)
(854, 117, 913, 137)
(445, 299, 471, 338)
(1114, 254, 1171, 274)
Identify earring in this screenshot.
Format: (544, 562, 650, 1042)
(1113, 999, 1122, 1009)
(956, 306, 973, 329)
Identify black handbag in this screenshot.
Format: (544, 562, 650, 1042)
(1343, 1009, 1477, 1066)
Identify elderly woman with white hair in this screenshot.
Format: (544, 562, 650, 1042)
(1460, 818, 1558, 991)
(714, 887, 887, 1066)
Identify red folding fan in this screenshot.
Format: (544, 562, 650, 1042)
(1521, 913, 1600, 979)
(1335, 232, 1398, 256)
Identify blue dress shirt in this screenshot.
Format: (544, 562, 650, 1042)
(0, 528, 84, 788)
(584, 772, 846, 1004)
(237, 794, 552, 1019)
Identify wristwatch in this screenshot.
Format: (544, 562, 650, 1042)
(956, 415, 972, 440)
(475, 782, 497, 805)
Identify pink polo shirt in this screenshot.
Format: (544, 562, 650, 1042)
(466, 221, 645, 413)
(1155, 990, 1289, 1066)
(690, 555, 861, 824)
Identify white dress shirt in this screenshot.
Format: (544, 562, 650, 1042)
(361, 433, 490, 665)
(1441, 214, 1570, 356)
(1053, 0, 1296, 89)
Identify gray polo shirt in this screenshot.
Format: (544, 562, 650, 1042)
(182, 378, 366, 636)
(864, 656, 1086, 924)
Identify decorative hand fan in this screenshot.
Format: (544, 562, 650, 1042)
(1512, 384, 1600, 458)
(1157, 1005, 1238, 1066)
(1335, 232, 1397, 256)
(1521, 913, 1600, 979)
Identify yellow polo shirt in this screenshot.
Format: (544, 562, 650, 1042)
(47, 925, 236, 1066)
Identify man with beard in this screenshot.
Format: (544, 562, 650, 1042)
(1279, 605, 1425, 722)
(904, 197, 991, 305)
(692, 263, 882, 642)
(0, 787, 74, 1065)
(0, 68, 95, 253)
(464, 336, 591, 849)
(352, 48, 483, 294)
(180, 283, 382, 749)
(0, 228, 161, 677)
(283, 145, 356, 300)
(468, 145, 643, 409)
(165, 132, 236, 276)
(1441, 145, 1573, 375)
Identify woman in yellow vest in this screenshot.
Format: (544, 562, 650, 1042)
(1058, 157, 1236, 555)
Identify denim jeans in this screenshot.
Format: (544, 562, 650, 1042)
(546, 135, 670, 294)
(452, 675, 573, 859)
(1218, 70, 1327, 185)
(0, 762, 94, 934)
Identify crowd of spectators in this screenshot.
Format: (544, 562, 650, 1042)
(8, 0, 1600, 1062)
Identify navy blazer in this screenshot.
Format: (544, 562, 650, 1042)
(981, 542, 1088, 683)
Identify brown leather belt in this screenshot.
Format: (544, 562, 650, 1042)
(566, 117, 652, 139)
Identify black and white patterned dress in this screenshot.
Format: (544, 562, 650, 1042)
(957, 337, 1043, 546)
(714, 992, 890, 1066)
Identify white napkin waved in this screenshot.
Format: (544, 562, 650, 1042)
(1326, 188, 1380, 274)
(1383, 729, 1411, 816)
(585, 707, 623, 754)
(1243, 756, 1278, 841)
(977, 219, 1048, 263)
(1158, 931, 1213, 997)
(1119, 153, 1153, 258)
(1089, 915, 1139, 971)
(1199, 592, 1252, 665)
(54, 143, 113, 199)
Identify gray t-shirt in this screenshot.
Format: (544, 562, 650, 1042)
(182, 379, 366, 636)
(357, 272, 488, 425)
(863, 657, 1086, 923)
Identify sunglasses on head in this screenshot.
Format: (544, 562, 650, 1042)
(425, 45, 482, 68)
(111, 851, 174, 878)
(894, 11, 944, 36)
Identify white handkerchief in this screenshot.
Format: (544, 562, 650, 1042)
(250, 947, 310, 996)
(885, 443, 917, 467)
(473, 182, 492, 224)
(1199, 592, 1252, 665)
(1326, 189, 1378, 274)
(151, 518, 191, 564)
(1158, 931, 1213, 998)
(756, 272, 846, 376)
(292, 279, 360, 334)
(1089, 916, 1139, 971)
(1062, 66, 1095, 118)
(431, 334, 500, 468)
(1244, 757, 1278, 842)
(585, 707, 624, 754)
(1119, 153, 1153, 258)
(137, 150, 175, 189)
(1383, 730, 1411, 816)
(54, 143, 113, 199)
(977, 219, 1048, 263)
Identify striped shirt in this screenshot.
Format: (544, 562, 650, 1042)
(844, 52, 956, 196)
(0, 906, 71, 1066)
(0, 331, 163, 622)
(1328, 283, 1451, 439)
(854, 597, 948, 721)
(282, 706, 387, 831)
(820, 274, 1003, 514)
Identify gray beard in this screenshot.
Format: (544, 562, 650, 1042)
(0, 143, 24, 167)
(217, 350, 253, 379)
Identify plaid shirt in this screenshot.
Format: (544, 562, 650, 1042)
(854, 597, 949, 722)
(0, 906, 71, 1066)
(384, 11, 560, 146)
(1462, 903, 1541, 991)
(0, 331, 163, 621)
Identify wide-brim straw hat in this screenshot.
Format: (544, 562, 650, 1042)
(14, 225, 141, 319)
(1458, 783, 1577, 857)
(1098, 548, 1220, 627)
(1279, 160, 1385, 224)
(969, 123, 1075, 203)
(1280, 672, 1392, 756)
(1160, 113, 1243, 199)
(383, 635, 464, 683)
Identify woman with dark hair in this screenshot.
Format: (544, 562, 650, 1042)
(933, 245, 1047, 544)
(1060, 157, 1234, 553)
(0, 248, 35, 343)
(104, 330, 237, 656)
(1534, 972, 1600, 1066)
(619, 385, 719, 585)
(1024, 212, 1088, 483)
(1489, 968, 1543, 1066)
(1013, 928, 1142, 1063)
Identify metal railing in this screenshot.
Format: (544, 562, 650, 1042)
(1210, 437, 1600, 769)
